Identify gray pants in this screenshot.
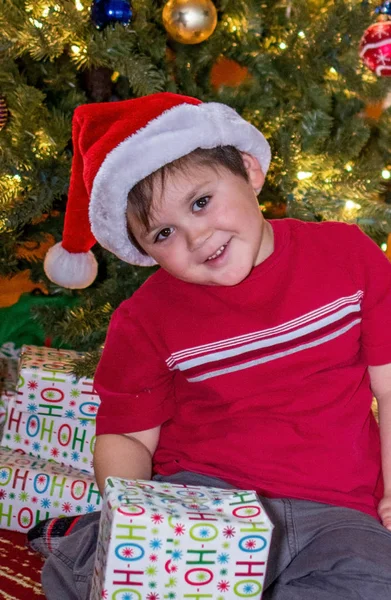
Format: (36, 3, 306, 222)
(42, 472, 391, 599)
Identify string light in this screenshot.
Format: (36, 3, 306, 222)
(345, 163, 353, 172)
(75, 0, 84, 10)
(327, 67, 339, 81)
(297, 171, 313, 180)
(223, 16, 246, 34)
(345, 200, 361, 210)
(3, 174, 23, 193)
(279, 42, 287, 50)
(29, 18, 43, 28)
(381, 243, 388, 251)
(298, 31, 305, 38)
(71, 45, 81, 55)
(382, 169, 391, 179)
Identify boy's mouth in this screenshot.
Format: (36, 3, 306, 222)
(206, 243, 228, 262)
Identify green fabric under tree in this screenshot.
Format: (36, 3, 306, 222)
(0, 292, 77, 350)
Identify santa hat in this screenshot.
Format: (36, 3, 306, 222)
(44, 92, 271, 289)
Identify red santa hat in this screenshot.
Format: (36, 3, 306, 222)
(44, 92, 271, 289)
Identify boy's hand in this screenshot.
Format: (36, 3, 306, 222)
(378, 494, 391, 530)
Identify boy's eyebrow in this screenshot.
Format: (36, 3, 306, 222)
(144, 179, 214, 235)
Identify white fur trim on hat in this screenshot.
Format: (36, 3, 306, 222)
(89, 102, 271, 265)
(44, 242, 99, 289)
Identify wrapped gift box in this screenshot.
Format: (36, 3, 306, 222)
(90, 478, 273, 600)
(0, 447, 101, 533)
(0, 343, 20, 430)
(1, 402, 96, 473)
(13, 345, 100, 420)
(0, 390, 14, 438)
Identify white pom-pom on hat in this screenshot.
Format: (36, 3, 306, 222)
(44, 92, 271, 289)
(44, 242, 98, 289)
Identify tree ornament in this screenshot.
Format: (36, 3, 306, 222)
(210, 57, 251, 90)
(0, 96, 8, 132)
(362, 90, 391, 119)
(360, 20, 391, 77)
(91, 0, 132, 30)
(162, 0, 217, 45)
(375, 1, 391, 16)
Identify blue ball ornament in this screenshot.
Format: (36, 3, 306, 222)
(91, 0, 132, 30)
(375, 1, 391, 16)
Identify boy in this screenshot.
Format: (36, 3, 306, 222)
(34, 92, 391, 599)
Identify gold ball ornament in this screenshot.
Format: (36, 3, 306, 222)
(162, 0, 217, 45)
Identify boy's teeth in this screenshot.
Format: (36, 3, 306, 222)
(207, 245, 226, 261)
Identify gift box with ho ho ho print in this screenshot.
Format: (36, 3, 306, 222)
(0, 447, 101, 533)
(1, 402, 96, 473)
(12, 344, 100, 420)
(0, 345, 100, 473)
(0, 342, 20, 434)
(90, 477, 273, 600)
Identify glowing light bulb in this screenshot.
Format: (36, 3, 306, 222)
(381, 243, 387, 251)
(75, 0, 84, 10)
(345, 200, 361, 210)
(345, 163, 353, 172)
(382, 169, 391, 179)
(71, 45, 81, 55)
(279, 42, 287, 50)
(298, 31, 305, 38)
(30, 18, 43, 28)
(297, 171, 313, 180)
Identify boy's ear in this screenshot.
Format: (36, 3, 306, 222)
(241, 152, 265, 194)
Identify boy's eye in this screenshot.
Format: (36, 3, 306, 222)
(192, 196, 210, 212)
(155, 227, 174, 242)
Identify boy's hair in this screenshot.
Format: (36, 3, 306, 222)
(126, 145, 249, 256)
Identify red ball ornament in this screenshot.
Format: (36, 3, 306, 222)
(360, 21, 391, 77)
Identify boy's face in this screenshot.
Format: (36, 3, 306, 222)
(129, 153, 274, 287)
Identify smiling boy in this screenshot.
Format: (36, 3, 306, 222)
(127, 150, 273, 286)
(35, 92, 391, 599)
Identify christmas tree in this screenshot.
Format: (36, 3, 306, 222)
(1, 0, 391, 374)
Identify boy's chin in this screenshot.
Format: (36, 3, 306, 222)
(195, 265, 254, 287)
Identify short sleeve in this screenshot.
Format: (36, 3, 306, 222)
(351, 226, 391, 365)
(94, 300, 175, 435)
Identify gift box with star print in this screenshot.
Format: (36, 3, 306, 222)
(90, 477, 274, 600)
(1, 400, 96, 473)
(0, 447, 101, 533)
(0, 345, 100, 473)
(0, 343, 20, 434)
(12, 345, 100, 420)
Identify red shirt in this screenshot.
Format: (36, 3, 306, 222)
(95, 219, 391, 519)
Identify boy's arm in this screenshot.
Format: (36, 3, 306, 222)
(368, 363, 391, 530)
(93, 426, 161, 495)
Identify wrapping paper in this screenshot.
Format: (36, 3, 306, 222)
(90, 477, 273, 600)
(0, 345, 100, 473)
(0, 447, 101, 533)
(0, 344, 19, 430)
(14, 345, 100, 420)
(2, 403, 95, 473)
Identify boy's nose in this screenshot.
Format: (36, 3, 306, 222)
(186, 225, 212, 252)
